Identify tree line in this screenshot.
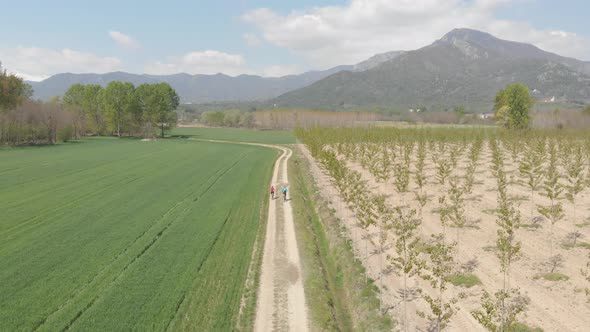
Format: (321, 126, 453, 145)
(63, 81, 179, 139)
(199, 109, 255, 128)
(1, 64, 179, 145)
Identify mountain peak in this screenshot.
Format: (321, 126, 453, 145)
(440, 28, 496, 43)
(274, 28, 590, 111)
(437, 28, 556, 61)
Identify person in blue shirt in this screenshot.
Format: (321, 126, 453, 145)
(281, 185, 288, 202)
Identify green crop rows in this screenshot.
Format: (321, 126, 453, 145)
(172, 127, 295, 144)
(0, 138, 276, 331)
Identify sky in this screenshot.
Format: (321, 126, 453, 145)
(1, 0, 590, 81)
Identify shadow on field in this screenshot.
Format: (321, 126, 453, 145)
(0, 140, 88, 151)
(169, 134, 196, 139)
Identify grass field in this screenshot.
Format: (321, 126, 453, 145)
(0, 137, 276, 331)
(172, 127, 295, 144)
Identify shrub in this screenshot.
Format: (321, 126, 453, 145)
(494, 83, 534, 129)
(447, 273, 482, 288)
(537, 273, 569, 282)
(58, 125, 74, 142)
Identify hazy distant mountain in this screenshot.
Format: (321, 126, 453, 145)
(27, 66, 353, 103)
(26, 49, 409, 103)
(273, 28, 590, 112)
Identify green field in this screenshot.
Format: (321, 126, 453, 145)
(172, 127, 295, 144)
(0, 137, 276, 331)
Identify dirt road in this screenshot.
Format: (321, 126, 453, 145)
(191, 139, 309, 331)
(254, 145, 309, 332)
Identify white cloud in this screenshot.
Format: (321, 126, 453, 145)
(0, 46, 122, 81)
(244, 33, 262, 47)
(109, 31, 141, 50)
(145, 50, 248, 76)
(242, 0, 590, 68)
(146, 50, 306, 77)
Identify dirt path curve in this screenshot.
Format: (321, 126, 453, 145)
(254, 145, 309, 332)
(190, 139, 309, 331)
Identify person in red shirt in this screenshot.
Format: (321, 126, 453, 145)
(270, 185, 275, 199)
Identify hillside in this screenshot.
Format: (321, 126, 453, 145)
(273, 29, 590, 112)
(352, 51, 405, 72)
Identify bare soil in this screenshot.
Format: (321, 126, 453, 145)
(300, 143, 590, 332)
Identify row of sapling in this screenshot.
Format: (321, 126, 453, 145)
(472, 138, 529, 331)
(506, 138, 522, 192)
(411, 181, 464, 332)
(394, 141, 413, 199)
(430, 140, 444, 168)
(318, 147, 396, 321)
(296, 126, 590, 331)
(357, 193, 380, 268)
(417, 234, 460, 332)
(587, 139, 590, 187)
(461, 139, 484, 240)
(518, 139, 545, 224)
(386, 206, 421, 331)
(537, 140, 564, 258)
(385, 192, 462, 331)
(463, 138, 483, 198)
(374, 195, 392, 312)
(435, 156, 452, 186)
(414, 139, 429, 217)
(582, 253, 590, 300)
(321, 139, 463, 331)
(321, 144, 423, 328)
(368, 144, 388, 182)
(440, 177, 468, 262)
(375, 144, 392, 184)
(562, 143, 587, 232)
(448, 143, 463, 170)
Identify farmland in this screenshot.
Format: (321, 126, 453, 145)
(173, 127, 295, 144)
(297, 127, 590, 331)
(0, 137, 276, 331)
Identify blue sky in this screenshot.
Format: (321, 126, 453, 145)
(1, 0, 590, 80)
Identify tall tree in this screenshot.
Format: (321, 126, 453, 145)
(63, 84, 86, 138)
(82, 85, 105, 135)
(135, 84, 154, 136)
(102, 81, 135, 137)
(494, 83, 534, 129)
(139, 83, 179, 137)
(0, 63, 32, 112)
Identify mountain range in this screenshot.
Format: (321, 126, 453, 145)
(26, 66, 353, 103)
(26, 28, 590, 112)
(273, 29, 590, 112)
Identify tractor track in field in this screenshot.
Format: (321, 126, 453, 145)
(163, 207, 234, 331)
(32, 151, 248, 331)
(0, 176, 142, 241)
(191, 139, 309, 332)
